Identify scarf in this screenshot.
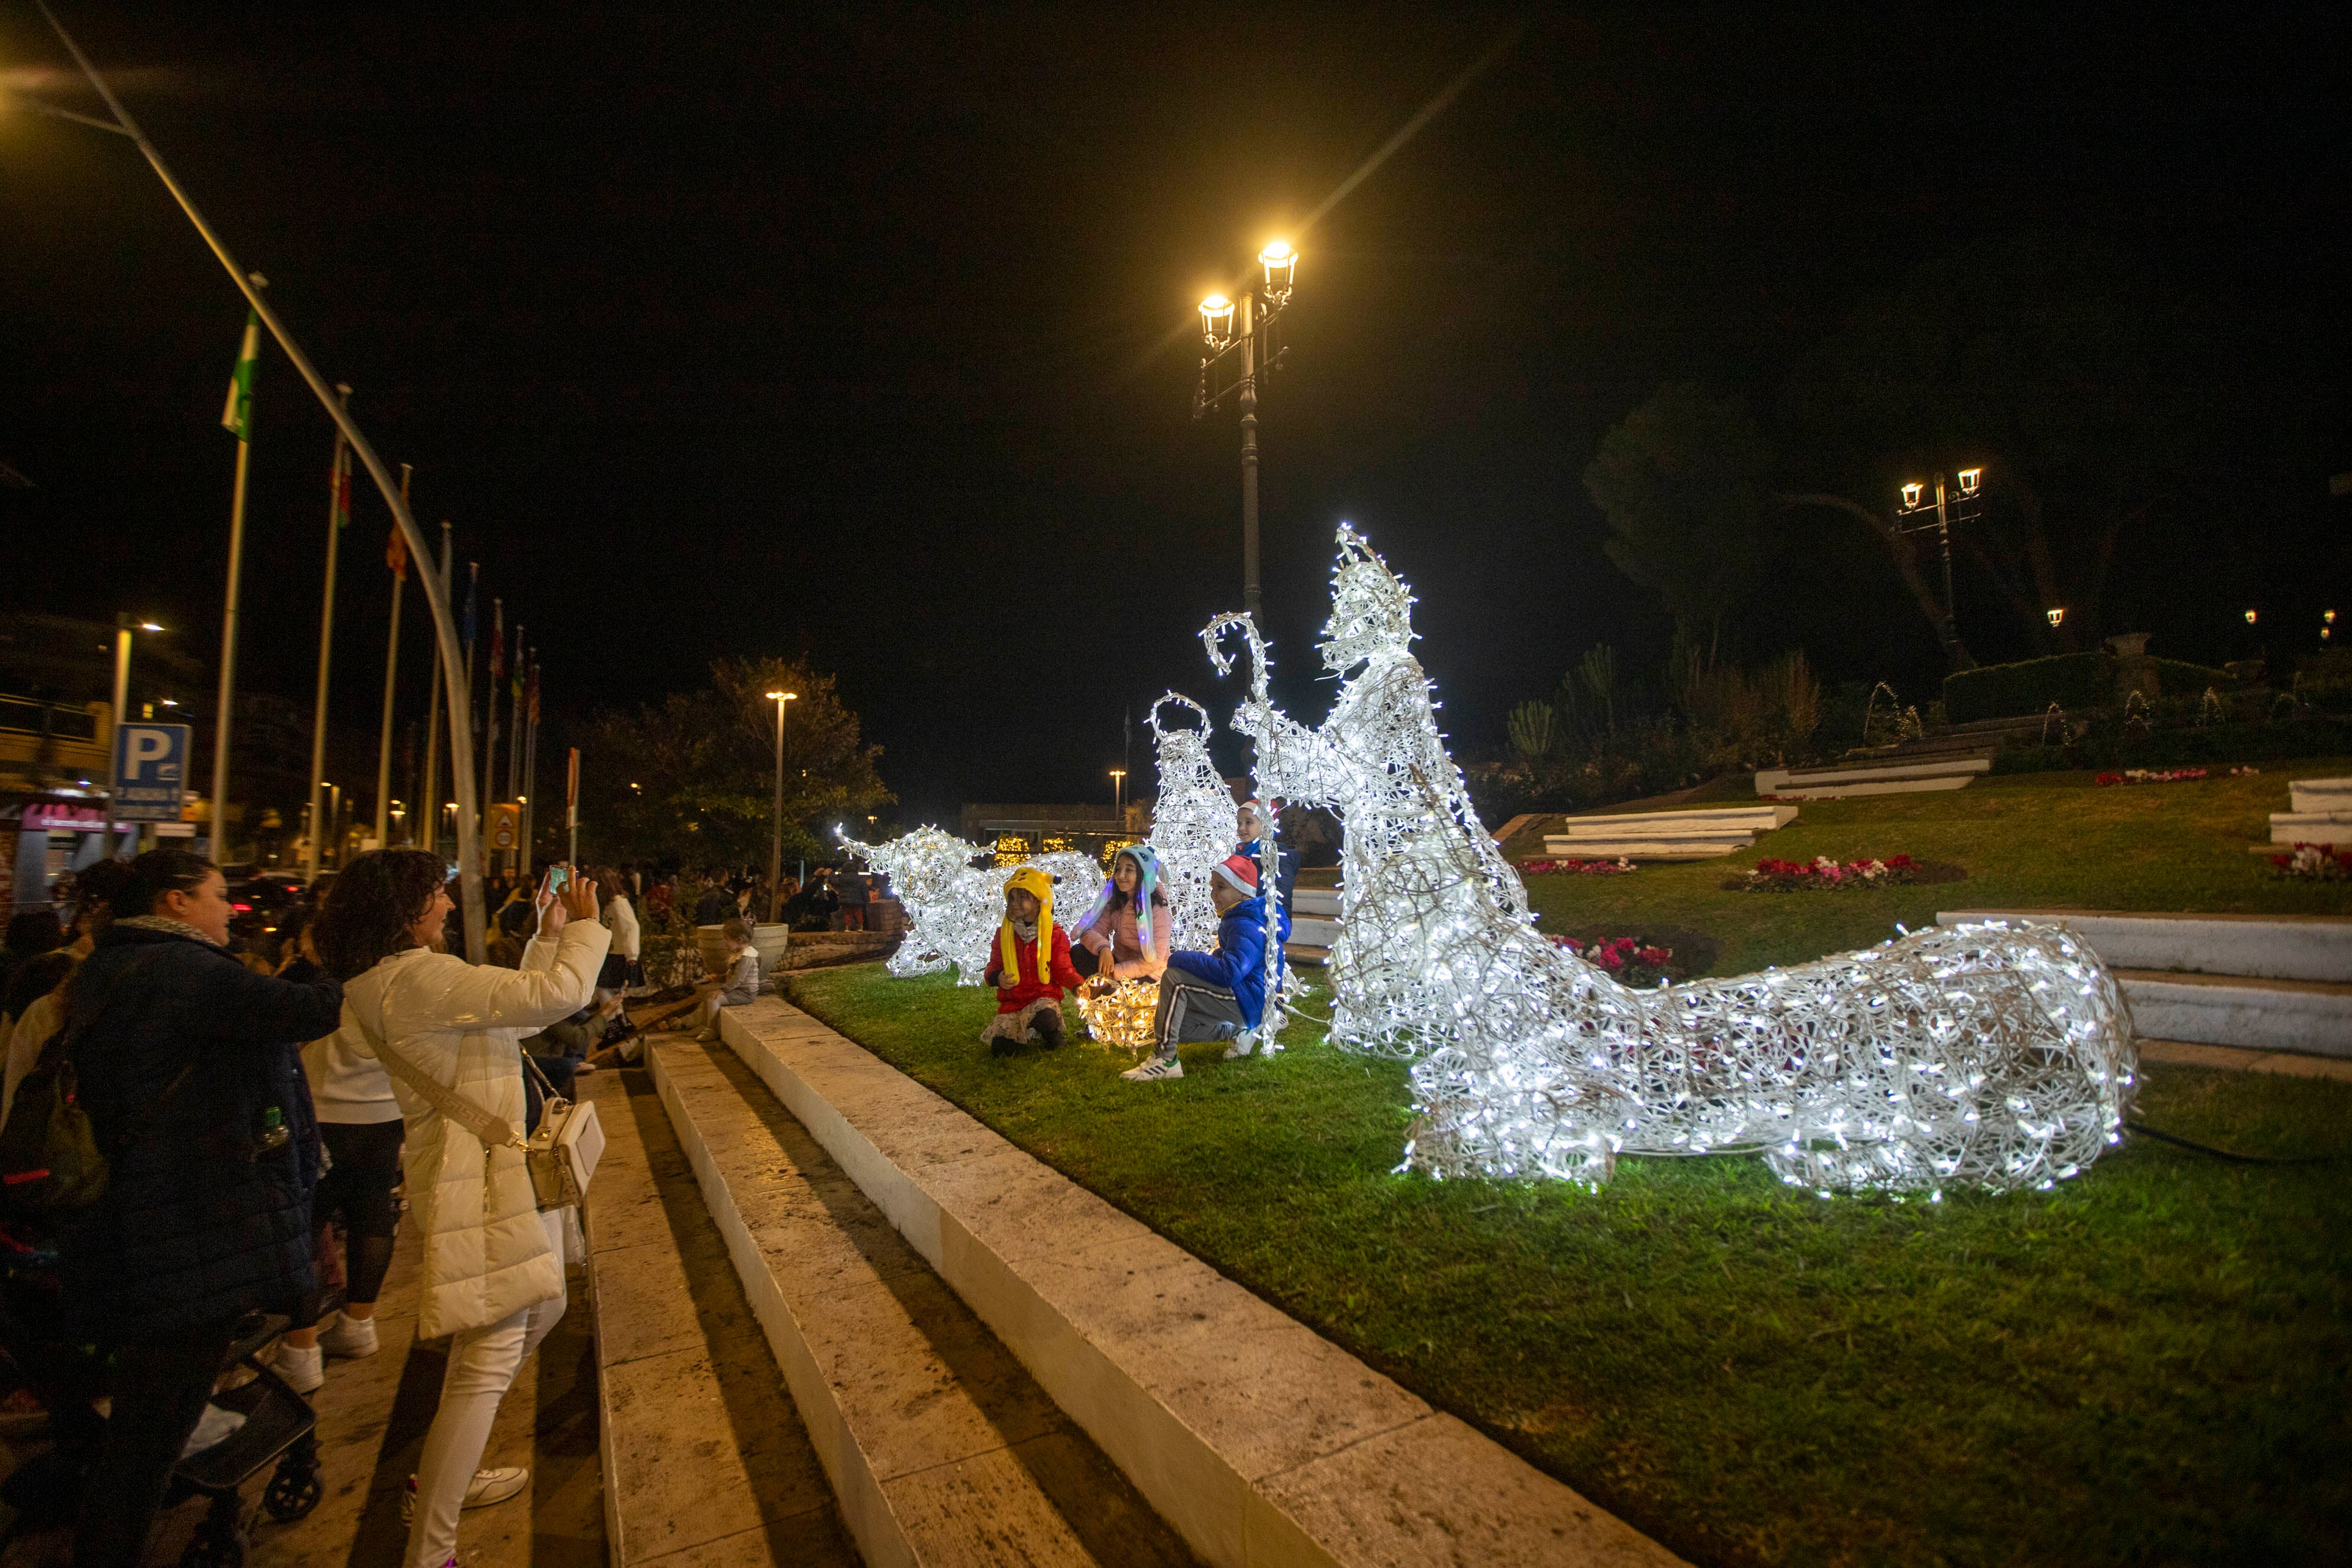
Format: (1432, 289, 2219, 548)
(113, 914, 221, 948)
(997, 867, 1055, 987)
(1074, 845, 1162, 961)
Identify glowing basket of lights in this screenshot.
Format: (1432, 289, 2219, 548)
(1075, 977, 1160, 1053)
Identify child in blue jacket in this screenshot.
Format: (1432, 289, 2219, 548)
(1121, 854, 1286, 1083)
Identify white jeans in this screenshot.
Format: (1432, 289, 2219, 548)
(405, 1209, 568, 1567)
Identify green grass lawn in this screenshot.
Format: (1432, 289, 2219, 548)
(785, 765, 2351, 1566)
(1524, 760, 2352, 975)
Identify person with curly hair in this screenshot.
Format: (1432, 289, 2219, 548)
(310, 850, 608, 1568)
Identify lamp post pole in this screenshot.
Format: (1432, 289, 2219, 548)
(105, 614, 159, 854)
(765, 690, 797, 921)
(1896, 466, 1984, 664)
(1237, 292, 1260, 621)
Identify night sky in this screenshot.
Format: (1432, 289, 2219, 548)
(3, 5, 2344, 828)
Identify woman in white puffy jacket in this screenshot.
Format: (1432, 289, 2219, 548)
(313, 851, 610, 1568)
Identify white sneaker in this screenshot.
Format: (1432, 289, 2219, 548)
(1224, 1030, 1258, 1060)
(1121, 1055, 1184, 1082)
(402, 1466, 530, 1522)
(268, 1341, 323, 1394)
(318, 1312, 380, 1359)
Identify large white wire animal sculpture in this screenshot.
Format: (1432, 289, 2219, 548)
(1141, 694, 1230, 954)
(838, 825, 1104, 987)
(1225, 524, 2137, 1194)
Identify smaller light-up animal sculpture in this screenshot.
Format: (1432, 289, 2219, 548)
(1142, 693, 1230, 954)
(838, 825, 1104, 987)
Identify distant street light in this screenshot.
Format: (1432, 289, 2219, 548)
(1895, 467, 1984, 659)
(766, 690, 799, 921)
(1109, 767, 1127, 819)
(1194, 241, 1301, 620)
(2046, 607, 2066, 627)
(2244, 609, 2259, 625)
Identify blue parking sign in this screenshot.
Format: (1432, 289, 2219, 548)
(113, 723, 191, 822)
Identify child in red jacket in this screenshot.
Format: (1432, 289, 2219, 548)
(981, 866, 1081, 1057)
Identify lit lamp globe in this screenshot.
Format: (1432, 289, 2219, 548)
(1900, 482, 1925, 510)
(1957, 467, 1983, 496)
(1258, 239, 1297, 297)
(1198, 293, 1234, 348)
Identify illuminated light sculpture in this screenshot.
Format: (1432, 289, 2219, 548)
(1142, 693, 1230, 953)
(1227, 524, 2136, 1193)
(1074, 977, 1160, 1053)
(838, 825, 1103, 987)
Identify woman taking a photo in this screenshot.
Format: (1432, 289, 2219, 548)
(312, 850, 609, 1568)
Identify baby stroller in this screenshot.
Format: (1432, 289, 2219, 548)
(161, 1310, 325, 1568)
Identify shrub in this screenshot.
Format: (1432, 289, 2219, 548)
(1942, 652, 2110, 723)
(2152, 657, 2234, 697)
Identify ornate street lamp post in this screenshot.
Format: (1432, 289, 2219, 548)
(1194, 242, 1299, 621)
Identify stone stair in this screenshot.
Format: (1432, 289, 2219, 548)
(2268, 775, 2352, 847)
(1540, 804, 1799, 862)
(649, 1039, 1200, 1567)
(1755, 754, 1992, 800)
(1935, 910, 2352, 1059)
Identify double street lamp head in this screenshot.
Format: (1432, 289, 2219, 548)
(1199, 293, 1235, 349)
(1258, 239, 1297, 299)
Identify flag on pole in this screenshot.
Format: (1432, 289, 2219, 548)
(489, 603, 505, 681)
(387, 524, 409, 580)
(462, 563, 478, 647)
(512, 643, 525, 703)
(220, 309, 260, 442)
(527, 658, 540, 725)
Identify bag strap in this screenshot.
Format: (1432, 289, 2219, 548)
(517, 1049, 566, 1106)
(348, 969, 525, 1150)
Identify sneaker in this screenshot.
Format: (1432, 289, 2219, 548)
(1120, 1055, 1184, 1083)
(318, 1312, 380, 1359)
(268, 1340, 323, 1393)
(1223, 1030, 1258, 1060)
(402, 1467, 530, 1522)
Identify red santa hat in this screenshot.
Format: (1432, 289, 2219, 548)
(1214, 854, 1261, 897)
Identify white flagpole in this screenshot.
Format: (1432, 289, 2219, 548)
(419, 521, 451, 854)
(304, 386, 349, 881)
(211, 296, 262, 863)
(520, 650, 539, 878)
(372, 464, 412, 848)
(482, 599, 502, 872)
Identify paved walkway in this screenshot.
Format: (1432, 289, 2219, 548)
(1, 1196, 603, 1566)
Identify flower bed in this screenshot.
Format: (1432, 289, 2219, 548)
(2270, 842, 2352, 882)
(1546, 932, 1673, 985)
(2093, 765, 2260, 786)
(1739, 854, 1917, 892)
(1519, 856, 1636, 876)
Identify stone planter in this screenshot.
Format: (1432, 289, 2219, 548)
(751, 923, 792, 988)
(693, 924, 732, 982)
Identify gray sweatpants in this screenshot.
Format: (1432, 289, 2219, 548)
(1151, 976, 1248, 1060)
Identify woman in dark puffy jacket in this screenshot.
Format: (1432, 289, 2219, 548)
(57, 849, 343, 1568)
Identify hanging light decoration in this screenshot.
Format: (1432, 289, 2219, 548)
(1220, 524, 2137, 1195)
(1141, 693, 1231, 952)
(838, 824, 1103, 987)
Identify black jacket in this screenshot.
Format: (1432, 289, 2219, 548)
(59, 925, 342, 1338)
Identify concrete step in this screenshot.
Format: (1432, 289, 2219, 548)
(2289, 777, 2352, 814)
(1553, 805, 1798, 834)
(1290, 915, 1341, 948)
(1755, 757, 1990, 794)
(2267, 811, 2352, 846)
(2112, 971, 2352, 1057)
(581, 1068, 860, 1566)
(1761, 775, 1975, 801)
(1542, 838, 1752, 861)
(1291, 887, 1342, 919)
(717, 997, 1686, 1568)
(650, 1039, 1200, 1568)
(1284, 942, 1332, 967)
(2139, 1038, 2352, 1080)
(1934, 910, 2352, 983)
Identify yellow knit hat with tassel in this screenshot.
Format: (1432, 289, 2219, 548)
(998, 867, 1055, 986)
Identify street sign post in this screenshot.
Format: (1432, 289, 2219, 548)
(112, 723, 192, 823)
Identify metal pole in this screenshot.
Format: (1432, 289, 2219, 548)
(504, 626, 523, 868)
(519, 650, 537, 878)
(211, 430, 252, 864)
(304, 389, 349, 882)
(419, 521, 449, 856)
(1934, 476, 1959, 656)
(768, 697, 786, 921)
(36, 3, 489, 958)
(1238, 290, 1261, 622)
(566, 747, 579, 867)
(482, 599, 502, 874)
(372, 465, 410, 847)
(106, 620, 131, 840)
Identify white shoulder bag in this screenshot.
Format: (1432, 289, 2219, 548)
(353, 984, 603, 1212)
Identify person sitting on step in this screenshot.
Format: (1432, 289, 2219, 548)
(692, 918, 761, 1042)
(1122, 853, 1283, 1084)
(980, 867, 1080, 1057)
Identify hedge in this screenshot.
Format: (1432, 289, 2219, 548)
(2153, 657, 2234, 697)
(1943, 652, 2109, 723)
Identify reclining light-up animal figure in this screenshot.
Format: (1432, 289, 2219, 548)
(1222, 524, 2136, 1195)
(837, 824, 1104, 987)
